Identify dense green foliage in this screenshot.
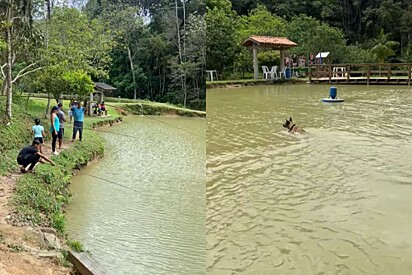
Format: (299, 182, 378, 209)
(207, 0, 412, 79)
(229, 0, 412, 48)
(84, 0, 206, 109)
(1, 0, 205, 124)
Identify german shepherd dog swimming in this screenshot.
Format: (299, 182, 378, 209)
(282, 117, 305, 134)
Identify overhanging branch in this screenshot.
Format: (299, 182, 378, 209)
(12, 66, 44, 83)
(0, 64, 6, 79)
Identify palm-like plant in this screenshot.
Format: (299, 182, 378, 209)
(370, 29, 399, 63)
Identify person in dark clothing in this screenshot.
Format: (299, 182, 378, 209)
(17, 140, 55, 173)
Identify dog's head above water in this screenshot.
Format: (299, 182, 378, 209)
(282, 117, 293, 129)
(283, 117, 305, 133)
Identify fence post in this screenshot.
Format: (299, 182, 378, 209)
(328, 64, 332, 83)
(367, 64, 370, 85)
(387, 64, 391, 81)
(346, 65, 350, 82)
(308, 66, 312, 83)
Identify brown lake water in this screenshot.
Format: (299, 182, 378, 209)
(66, 116, 205, 274)
(206, 84, 412, 274)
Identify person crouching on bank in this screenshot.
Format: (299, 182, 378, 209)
(17, 139, 55, 173)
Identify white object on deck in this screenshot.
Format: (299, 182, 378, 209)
(315, 52, 330, 58)
(206, 70, 218, 82)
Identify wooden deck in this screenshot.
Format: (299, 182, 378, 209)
(308, 63, 412, 85)
(68, 251, 107, 275)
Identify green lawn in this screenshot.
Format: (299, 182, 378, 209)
(0, 96, 119, 175)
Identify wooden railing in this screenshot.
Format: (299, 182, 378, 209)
(308, 63, 412, 85)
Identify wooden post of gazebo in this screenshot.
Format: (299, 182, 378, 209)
(253, 46, 259, 79)
(241, 35, 298, 80)
(279, 50, 285, 72)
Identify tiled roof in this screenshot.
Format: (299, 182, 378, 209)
(94, 82, 117, 91)
(242, 35, 298, 48)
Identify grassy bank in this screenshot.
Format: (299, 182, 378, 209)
(206, 78, 307, 89)
(113, 101, 206, 117)
(22, 92, 206, 112)
(1, 96, 120, 231)
(12, 135, 105, 229)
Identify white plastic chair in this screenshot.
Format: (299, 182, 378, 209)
(262, 66, 271, 79)
(270, 66, 278, 79)
(279, 67, 286, 79)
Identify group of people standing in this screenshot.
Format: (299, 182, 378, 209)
(17, 100, 86, 173)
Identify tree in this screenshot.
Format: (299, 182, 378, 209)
(25, 7, 115, 116)
(206, 0, 232, 12)
(99, 4, 145, 99)
(34, 66, 94, 103)
(184, 14, 206, 106)
(363, 1, 404, 47)
(0, 0, 40, 122)
(206, 4, 238, 76)
(286, 15, 348, 63)
(370, 29, 399, 63)
(169, 12, 206, 108)
(237, 4, 286, 40)
(81, 0, 206, 110)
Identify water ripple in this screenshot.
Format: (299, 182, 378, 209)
(207, 85, 412, 274)
(66, 116, 205, 275)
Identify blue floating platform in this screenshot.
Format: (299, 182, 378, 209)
(322, 98, 344, 103)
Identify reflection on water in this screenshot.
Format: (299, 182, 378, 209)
(206, 85, 412, 274)
(66, 116, 205, 275)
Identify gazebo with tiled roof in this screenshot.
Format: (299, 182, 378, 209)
(242, 35, 298, 79)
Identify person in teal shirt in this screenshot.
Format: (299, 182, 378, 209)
(50, 106, 60, 155)
(71, 101, 85, 142)
(32, 118, 44, 153)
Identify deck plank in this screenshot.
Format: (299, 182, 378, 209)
(67, 251, 108, 275)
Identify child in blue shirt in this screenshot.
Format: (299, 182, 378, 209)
(32, 118, 45, 153)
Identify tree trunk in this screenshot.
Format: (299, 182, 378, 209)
(44, 92, 51, 119)
(148, 78, 153, 101)
(182, 74, 187, 108)
(46, 0, 51, 20)
(1, 81, 6, 96)
(43, 0, 51, 119)
(5, 1, 13, 122)
(175, 0, 182, 63)
(127, 45, 138, 100)
(162, 66, 166, 96)
(182, 0, 186, 57)
(25, 93, 32, 111)
(158, 66, 162, 96)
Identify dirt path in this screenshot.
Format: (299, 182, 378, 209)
(0, 137, 74, 275)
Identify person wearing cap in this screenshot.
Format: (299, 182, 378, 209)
(50, 106, 60, 155)
(71, 101, 85, 142)
(17, 139, 55, 173)
(32, 118, 44, 153)
(57, 102, 66, 149)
